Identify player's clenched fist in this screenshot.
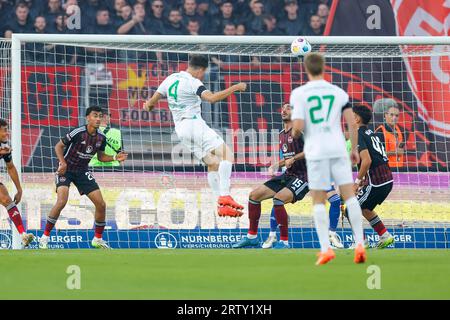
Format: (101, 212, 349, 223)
(235, 82, 247, 91)
(56, 161, 67, 175)
(143, 100, 152, 112)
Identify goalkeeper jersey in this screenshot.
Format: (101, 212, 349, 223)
(157, 71, 208, 125)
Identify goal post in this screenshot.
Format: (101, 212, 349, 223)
(3, 34, 450, 249)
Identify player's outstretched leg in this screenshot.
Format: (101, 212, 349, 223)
(364, 210, 394, 249)
(40, 186, 69, 249)
(262, 207, 278, 249)
(0, 184, 35, 247)
(87, 190, 110, 249)
(327, 189, 343, 249)
(232, 198, 261, 248)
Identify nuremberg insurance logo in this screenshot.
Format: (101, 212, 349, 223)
(155, 232, 177, 249)
(0, 232, 12, 249)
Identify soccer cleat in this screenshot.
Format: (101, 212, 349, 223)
(273, 241, 290, 249)
(262, 235, 278, 249)
(218, 195, 244, 210)
(329, 231, 344, 249)
(315, 248, 336, 266)
(218, 205, 243, 217)
(376, 232, 395, 249)
(21, 233, 35, 248)
(354, 243, 367, 264)
(348, 238, 369, 249)
(91, 238, 111, 249)
(232, 236, 259, 248)
(39, 235, 49, 249)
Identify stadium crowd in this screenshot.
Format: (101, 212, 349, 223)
(0, 0, 331, 38)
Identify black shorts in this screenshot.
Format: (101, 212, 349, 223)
(357, 182, 393, 211)
(264, 173, 309, 203)
(55, 171, 100, 196)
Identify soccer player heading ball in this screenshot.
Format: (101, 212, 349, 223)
(39, 106, 128, 249)
(291, 53, 366, 265)
(144, 55, 247, 217)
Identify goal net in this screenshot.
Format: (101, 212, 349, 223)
(1, 35, 449, 249)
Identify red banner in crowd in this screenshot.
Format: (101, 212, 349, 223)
(392, 0, 450, 137)
(21, 65, 81, 127)
(106, 63, 187, 127)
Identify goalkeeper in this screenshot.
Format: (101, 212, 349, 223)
(89, 110, 123, 167)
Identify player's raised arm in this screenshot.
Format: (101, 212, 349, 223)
(143, 91, 163, 112)
(201, 82, 247, 104)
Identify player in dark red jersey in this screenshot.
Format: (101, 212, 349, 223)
(233, 104, 309, 249)
(351, 105, 395, 248)
(39, 106, 128, 249)
(0, 119, 35, 247)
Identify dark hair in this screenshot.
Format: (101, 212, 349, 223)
(86, 106, 103, 116)
(189, 54, 209, 69)
(304, 52, 325, 76)
(0, 119, 8, 127)
(353, 104, 372, 125)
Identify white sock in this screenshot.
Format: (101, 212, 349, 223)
(247, 233, 257, 239)
(345, 197, 364, 246)
(280, 240, 289, 245)
(207, 171, 220, 200)
(269, 231, 277, 237)
(218, 160, 232, 196)
(313, 204, 330, 253)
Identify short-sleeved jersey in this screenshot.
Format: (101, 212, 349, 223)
(290, 79, 350, 160)
(357, 126, 393, 186)
(61, 126, 107, 172)
(279, 128, 307, 180)
(157, 71, 208, 125)
(0, 143, 12, 163)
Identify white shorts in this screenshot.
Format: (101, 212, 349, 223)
(307, 156, 353, 190)
(175, 118, 224, 161)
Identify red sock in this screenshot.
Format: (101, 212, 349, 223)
(274, 201, 289, 241)
(369, 215, 387, 236)
(95, 221, 106, 239)
(44, 217, 57, 236)
(7, 204, 25, 234)
(248, 200, 261, 235)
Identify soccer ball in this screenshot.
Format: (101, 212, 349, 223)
(290, 37, 312, 56)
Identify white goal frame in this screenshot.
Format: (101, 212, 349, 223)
(8, 34, 450, 249)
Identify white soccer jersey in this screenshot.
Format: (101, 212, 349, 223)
(157, 71, 207, 125)
(291, 79, 350, 161)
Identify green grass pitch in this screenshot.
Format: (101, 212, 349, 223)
(0, 249, 449, 300)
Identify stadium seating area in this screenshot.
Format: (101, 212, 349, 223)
(0, 0, 331, 38)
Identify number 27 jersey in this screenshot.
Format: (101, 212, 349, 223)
(291, 79, 350, 161)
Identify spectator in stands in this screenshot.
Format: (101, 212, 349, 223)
(317, 3, 329, 27)
(110, 0, 127, 29)
(62, 0, 78, 10)
(301, 0, 320, 18)
(19, 0, 40, 21)
(186, 18, 200, 35)
(246, 0, 265, 35)
(45, 0, 63, 28)
(25, 16, 51, 63)
(117, 2, 152, 35)
(207, 0, 224, 18)
(81, 0, 106, 29)
(303, 14, 323, 35)
(236, 23, 246, 35)
(164, 8, 187, 35)
(209, 1, 239, 35)
(149, 0, 165, 34)
(197, 0, 209, 17)
(223, 22, 236, 36)
(277, 0, 307, 36)
(3, 2, 33, 38)
(117, 3, 132, 26)
(84, 8, 116, 62)
(375, 99, 405, 169)
(0, 1, 13, 36)
(48, 13, 78, 64)
(262, 14, 282, 35)
(182, 0, 202, 30)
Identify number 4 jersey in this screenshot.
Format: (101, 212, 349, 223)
(358, 126, 394, 186)
(290, 79, 350, 161)
(157, 71, 208, 125)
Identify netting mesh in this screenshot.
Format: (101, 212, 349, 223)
(1, 37, 449, 249)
